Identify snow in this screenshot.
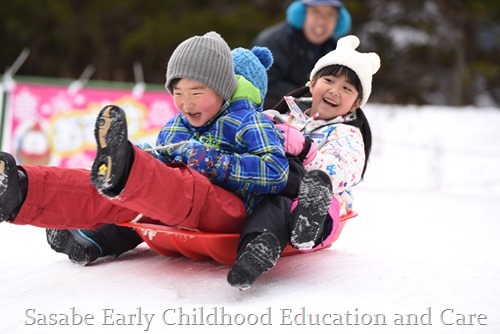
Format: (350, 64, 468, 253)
(1, 104, 499, 334)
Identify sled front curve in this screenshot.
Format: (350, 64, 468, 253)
(118, 211, 357, 266)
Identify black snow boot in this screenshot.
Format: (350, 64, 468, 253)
(46, 225, 143, 265)
(90, 105, 133, 196)
(290, 169, 333, 250)
(0, 152, 27, 222)
(227, 232, 281, 290)
(46, 228, 103, 265)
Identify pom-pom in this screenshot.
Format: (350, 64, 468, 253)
(250, 46, 273, 70)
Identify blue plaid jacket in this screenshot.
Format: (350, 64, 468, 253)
(154, 98, 289, 213)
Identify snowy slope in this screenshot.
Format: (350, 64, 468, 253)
(1, 104, 499, 334)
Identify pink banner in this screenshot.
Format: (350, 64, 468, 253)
(2, 82, 178, 168)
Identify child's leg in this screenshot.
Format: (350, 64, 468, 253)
(4, 104, 246, 233)
(227, 195, 291, 290)
(108, 148, 247, 233)
(5, 151, 244, 232)
(44, 149, 247, 264)
(235, 195, 292, 255)
(90, 105, 247, 233)
(232, 156, 304, 255)
(227, 156, 305, 290)
(278, 155, 306, 198)
(11, 164, 141, 229)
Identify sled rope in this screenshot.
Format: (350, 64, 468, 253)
(143, 141, 189, 152)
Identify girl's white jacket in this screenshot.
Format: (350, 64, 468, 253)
(267, 96, 365, 216)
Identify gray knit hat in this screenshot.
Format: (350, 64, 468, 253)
(165, 31, 238, 102)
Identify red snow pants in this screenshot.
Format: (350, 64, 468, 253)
(13, 146, 247, 233)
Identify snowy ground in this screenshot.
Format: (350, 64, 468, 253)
(1, 104, 499, 334)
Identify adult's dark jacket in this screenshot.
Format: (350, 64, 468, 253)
(252, 22, 338, 109)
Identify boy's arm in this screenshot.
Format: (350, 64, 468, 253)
(170, 114, 289, 195)
(154, 115, 190, 163)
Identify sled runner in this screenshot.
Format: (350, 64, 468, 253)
(118, 211, 357, 266)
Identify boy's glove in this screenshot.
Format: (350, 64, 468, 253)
(276, 122, 317, 164)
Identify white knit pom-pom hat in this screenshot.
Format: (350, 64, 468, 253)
(309, 35, 381, 106)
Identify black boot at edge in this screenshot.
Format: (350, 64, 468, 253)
(46, 228, 103, 265)
(0, 152, 26, 222)
(46, 225, 143, 265)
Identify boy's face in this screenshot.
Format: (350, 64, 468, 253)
(172, 78, 224, 127)
(303, 5, 338, 45)
(309, 74, 361, 120)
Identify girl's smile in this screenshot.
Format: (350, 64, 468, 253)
(309, 74, 361, 120)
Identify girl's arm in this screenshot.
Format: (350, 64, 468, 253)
(305, 125, 365, 194)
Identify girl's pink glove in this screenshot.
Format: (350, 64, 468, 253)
(276, 122, 305, 156)
(303, 139, 317, 165)
(275, 122, 317, 164)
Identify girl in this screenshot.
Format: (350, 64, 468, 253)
(227, 35, 381, 290)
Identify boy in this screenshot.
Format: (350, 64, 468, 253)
(44, 43, 281, 265)
(0, 33, 288, 245)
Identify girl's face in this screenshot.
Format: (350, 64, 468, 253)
(309, 74, 361, 120)
(172, 78, 223, 127)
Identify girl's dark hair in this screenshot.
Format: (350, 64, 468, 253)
(345, 107, 371, 179)
(272, 65, 372, 179)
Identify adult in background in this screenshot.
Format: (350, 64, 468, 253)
(252, 0, 351, 109)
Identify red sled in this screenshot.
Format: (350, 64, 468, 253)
(118, 211, 357, 266)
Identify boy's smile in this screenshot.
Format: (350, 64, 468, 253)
(172, 78, 224, 127)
